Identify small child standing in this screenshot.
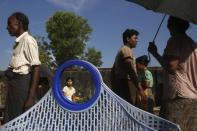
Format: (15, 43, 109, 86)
(62, 77, 76, 101)
(136, 55, 155, 113)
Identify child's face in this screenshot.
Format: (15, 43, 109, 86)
(66, 79, 73, 87)
(136, 63, 145, 70)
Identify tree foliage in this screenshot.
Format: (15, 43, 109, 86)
(83, 47, 103, 67)
(46, 11, 92, 65)
(36, 36, 56, 69)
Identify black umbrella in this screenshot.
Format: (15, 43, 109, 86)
(126, 0, 197, 61)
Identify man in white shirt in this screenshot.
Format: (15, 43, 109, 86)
(4, 12, 41, 122)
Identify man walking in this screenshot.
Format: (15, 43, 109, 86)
(4, 12, 41, 122)
(111, 28, 146, 105)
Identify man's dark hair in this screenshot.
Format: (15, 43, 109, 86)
(10, 12, 29, 31)
(122, 29, 139, 44)
(167, 16, 189, 33)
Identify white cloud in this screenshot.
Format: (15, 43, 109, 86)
(46, 0, 93, 13)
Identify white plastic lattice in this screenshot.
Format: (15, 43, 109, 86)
(0, 83, 180, 131)
(0, 60, 180, 131)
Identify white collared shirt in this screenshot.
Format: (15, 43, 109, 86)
(9, 32, 41, 75)
(62, 86, 76, 101)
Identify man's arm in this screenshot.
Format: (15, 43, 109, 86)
(154, 53, 179, 74)
(125, 58, 139, 86)
(148, 42, 180, 74)
(124, 58, 146, 101)
(23, 65, 40, 111)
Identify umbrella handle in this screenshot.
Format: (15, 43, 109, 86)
(148, 14, 166, 64)
(152, 14, 166, 42)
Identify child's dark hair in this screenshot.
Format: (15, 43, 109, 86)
(122, 29, 139, 44)
(10, 12, 29, 31)
(136, 55, 150, 66)
(66, 77, 73, 82)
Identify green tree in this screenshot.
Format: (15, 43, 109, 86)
(46, 11, 92, 65)
(35, 36, 55, 69)
(83, 47, 103, 67)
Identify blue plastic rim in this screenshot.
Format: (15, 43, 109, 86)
(52, 60, 102, 112)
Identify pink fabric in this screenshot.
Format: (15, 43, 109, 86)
(162, 34, 197, 100)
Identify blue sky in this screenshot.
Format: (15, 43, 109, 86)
(0, 0, 196, 70)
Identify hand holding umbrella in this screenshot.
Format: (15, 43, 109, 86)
(148, 42, 158, 57)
